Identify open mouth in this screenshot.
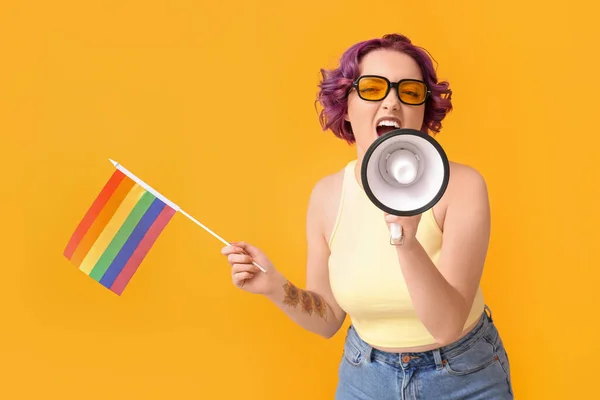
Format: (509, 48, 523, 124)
(376, 125, 398, 136)
(375, 119, 401, 136)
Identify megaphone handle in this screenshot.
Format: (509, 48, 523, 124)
(390, 222, 405, 245)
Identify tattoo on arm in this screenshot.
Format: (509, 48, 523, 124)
(282, 281, 328, 320)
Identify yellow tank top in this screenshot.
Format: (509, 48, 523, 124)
(328, 160, 485, 348)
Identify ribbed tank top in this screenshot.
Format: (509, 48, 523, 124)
(328, 160, 485, 348)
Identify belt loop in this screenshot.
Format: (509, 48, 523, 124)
(364, 344, 373, 363)
(433, 349, 444, 370)
(350, 324, 373, 363)
(484, 305, 493, 322)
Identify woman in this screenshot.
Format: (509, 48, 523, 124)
(221, 33, 513, 399)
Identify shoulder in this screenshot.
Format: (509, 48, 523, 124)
(434, 161, 489, 232)
(309, 167, 345, 204)
(447, 161, 488, 194)
(446, 161, 489, 202)
(444, 161, 490, 228)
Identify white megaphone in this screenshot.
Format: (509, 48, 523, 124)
(360, 128, 450, 245)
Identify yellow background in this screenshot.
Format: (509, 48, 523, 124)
(1, 0, 598, 398)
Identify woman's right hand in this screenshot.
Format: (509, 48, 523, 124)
(221, 241, 282, 295)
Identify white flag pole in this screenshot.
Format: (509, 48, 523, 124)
(108, 159, 267, 273)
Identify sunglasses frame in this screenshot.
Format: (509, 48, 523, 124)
(351, 75, 431, 105)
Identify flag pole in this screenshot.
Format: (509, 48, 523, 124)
(108, 159, 267, 273)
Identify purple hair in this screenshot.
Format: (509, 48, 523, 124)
(316, 33, 453, 144)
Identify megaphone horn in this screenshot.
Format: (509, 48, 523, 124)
(360, 128, 450, 245)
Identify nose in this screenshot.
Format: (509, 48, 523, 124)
(382, 87, 401, 111)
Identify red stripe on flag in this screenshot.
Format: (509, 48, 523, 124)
(110, 205, 176, 295)
(64, 170, 126, 260)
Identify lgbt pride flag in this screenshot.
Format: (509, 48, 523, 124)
(64, 159, 265, 296)
(63, 159, 179, 295)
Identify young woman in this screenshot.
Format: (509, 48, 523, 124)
(221, 33, 513, 399)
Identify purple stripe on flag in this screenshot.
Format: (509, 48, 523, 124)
(99, 197, 166, 288)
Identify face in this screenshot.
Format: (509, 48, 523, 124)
(346, 49, 426, 159)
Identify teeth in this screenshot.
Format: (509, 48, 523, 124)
(378, 119, 400, 128)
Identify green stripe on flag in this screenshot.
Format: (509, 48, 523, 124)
(89, 191, 156, 281)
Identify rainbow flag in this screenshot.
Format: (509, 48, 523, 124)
(64, 160, 179, 295)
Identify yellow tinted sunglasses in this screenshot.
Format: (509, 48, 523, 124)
(352, 75, 430, 105)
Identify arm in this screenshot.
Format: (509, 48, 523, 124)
(264, 177, 346, 338)
(390, 166, 490, 345)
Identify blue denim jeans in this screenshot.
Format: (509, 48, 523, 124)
(336, 306, 513, 399)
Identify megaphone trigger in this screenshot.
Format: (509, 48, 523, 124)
(389, 222, 404, 246)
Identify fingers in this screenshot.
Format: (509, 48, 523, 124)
(231, 263, 261, 274)
(231, 241, 260, 257)
(232, 271, 253, 287)
(384, 213, 407, 222)
(221, 242, 264, 276)
(384, 213, 422, 224)
(227, 253, 253, 265)
(221, 245, 245, 256)
(231, 263, 261, 288)
(221, 242, 259, 256)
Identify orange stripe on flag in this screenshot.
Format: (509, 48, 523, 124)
(64, 170, 126, 260)
(69, 176, 136, 267)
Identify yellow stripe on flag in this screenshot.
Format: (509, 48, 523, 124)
(79, 184, 146, 275)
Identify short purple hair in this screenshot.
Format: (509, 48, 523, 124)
(316, 33, 453, 144)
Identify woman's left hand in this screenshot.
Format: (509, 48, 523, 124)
(384, 212, 422, 247)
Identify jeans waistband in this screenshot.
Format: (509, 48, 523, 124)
(345, 305, 494, 369)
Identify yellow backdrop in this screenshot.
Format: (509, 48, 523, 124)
(1, 0, 598, 399)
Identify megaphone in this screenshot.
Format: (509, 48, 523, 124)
(360, 128, 449, 245)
